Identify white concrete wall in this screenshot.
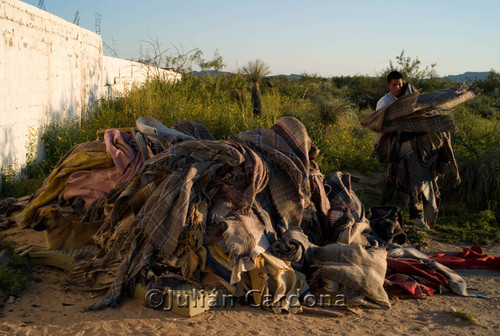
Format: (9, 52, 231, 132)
(1, 0, 104, 171)
(103, 56, 180, 99)
(0, 0, 180, 176)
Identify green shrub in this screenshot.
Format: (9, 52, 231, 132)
(29, 73, 383, 177)
(449, 310, 479, 326)
(475, 70, 500, 97)
(439, 99, 500, 212)
(331, 75, 385, 110)
(307, 119, 379, 173)
(41, 116, 91, 170)
(0, 238, 31, 307)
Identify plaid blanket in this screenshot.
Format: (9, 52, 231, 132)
(363, 85, 476, 225)
(322, 172, 372, 246)
(367, 84, 474, 184)
(173, 119, 216, 140)
(361, 84, 480, 133)
(377, 131, 459, 226)
(326, 172, 366, 223)
(70, 116, 329, 310)
(385, 257, 449, 298)
(309, 243, 390, 309)
(387, 247, 483, 297)
(57, 116, 476, 311)
(234, 116, 317, 232)
(268, 226, 316, 272)
(72, 140, 246, 309)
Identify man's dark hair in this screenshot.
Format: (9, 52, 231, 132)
(386, 70, 404, 83)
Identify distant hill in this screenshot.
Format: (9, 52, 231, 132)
(192, 70, 233, 76)
(191, 70, 303, 79)
(274, 74, 302, 79)
(272, 72, 493, 81)
(191, 70, 492, 81)
(440, 71, 490, 82)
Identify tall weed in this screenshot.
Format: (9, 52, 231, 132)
(440, 99, 500, 212)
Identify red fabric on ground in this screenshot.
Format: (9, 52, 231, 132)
(385, 274, 435, 298)
(429, 244, 500, 270)
(384, 257, 448, 298)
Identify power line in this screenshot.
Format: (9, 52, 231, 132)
(103, 41, 118, 58)
(73, 10, 80, 25)
(111, 37, 117, 53)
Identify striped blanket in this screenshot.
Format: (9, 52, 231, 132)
(361, 84, 480, 133)
(69, 116, 334, 310)
(361, 84, 479, 226)
(10, 115, 476, 312)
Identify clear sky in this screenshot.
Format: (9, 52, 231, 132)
(22, 0, 500, 77)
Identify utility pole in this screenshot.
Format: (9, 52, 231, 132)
(95, 12, 102, 35)
(38, 0, 46, 10)
(95, 12, 118, 57)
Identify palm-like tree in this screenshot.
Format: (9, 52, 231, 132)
(242, 59, 271, 116)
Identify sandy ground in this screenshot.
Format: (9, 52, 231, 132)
(1, 226, 499, 336)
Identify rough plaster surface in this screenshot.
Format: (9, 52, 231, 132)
(0, 0, 180, 174)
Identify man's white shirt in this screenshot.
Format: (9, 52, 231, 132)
(376, 92, 398, 110)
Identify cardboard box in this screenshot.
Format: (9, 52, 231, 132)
(134, 283, 226, 317)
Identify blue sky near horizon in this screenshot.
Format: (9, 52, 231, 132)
(22, 0, 500, 77)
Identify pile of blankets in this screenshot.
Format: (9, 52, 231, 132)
(0, 102, 482, 313)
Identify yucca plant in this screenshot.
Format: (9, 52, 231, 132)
(242, 59, 271, 116)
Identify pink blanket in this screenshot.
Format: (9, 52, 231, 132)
(61, 130, 144, 207)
